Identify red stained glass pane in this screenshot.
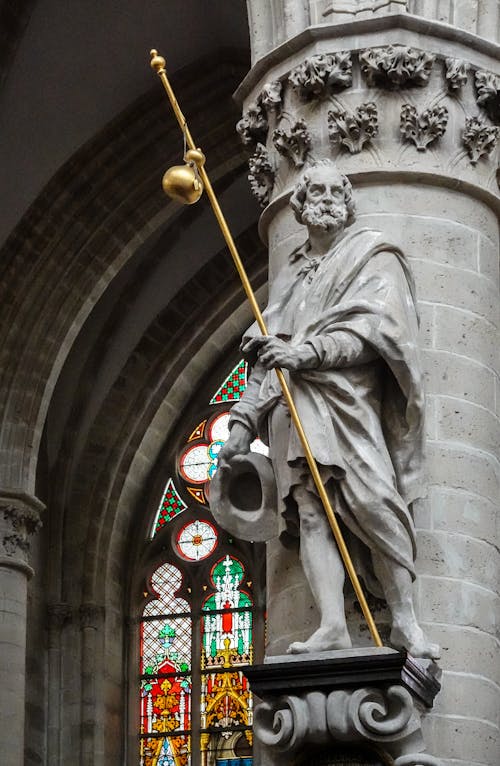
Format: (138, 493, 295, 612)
(209, 360, 248, 405)
(140, 674, 191, 736)
(151, 479, 188, 537)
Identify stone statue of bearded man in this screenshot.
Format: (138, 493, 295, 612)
(216, 160, 439, 659)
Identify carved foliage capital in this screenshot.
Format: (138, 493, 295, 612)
(260, 80, 283, 114)
(272, 119, 311, 168)
(328, 102, 378, 154)
(445, 58, 468, 91)
(474, 70, 500, 123)
(360, 46, 434, 88)
(0, 498, 43, 560)
(248, 143, 275, 208)
(462, 117, 499, 164)
(79, 602, 105, 630)
(400, 104, 449, 151)
(289, 52, 352, 100)
(48, 602, 72, 630)
(236, 100, 268, 148)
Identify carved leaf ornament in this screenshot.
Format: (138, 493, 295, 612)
(462, 117, 499, 164)
(289, 52, 352, 100)
(248, 143, 275, 207)
(236, 100, 268, 147)
(400, 104, 449, 150)
(272, 119, 312, 168)
(474, 70, 500, 123)
(328, 102, 379, 154)
(445, 58, 468, 91)
(360, 46, 435, 87)
(260, 80, 283, 113)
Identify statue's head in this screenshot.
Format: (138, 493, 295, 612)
(289, 160, 356, 234)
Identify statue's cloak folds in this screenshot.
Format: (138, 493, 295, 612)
(231, 228, 425, 583)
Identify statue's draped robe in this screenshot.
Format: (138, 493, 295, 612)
(229, 228, 425, 594)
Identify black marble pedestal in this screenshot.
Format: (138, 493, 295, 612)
(243, 648, 441, 766)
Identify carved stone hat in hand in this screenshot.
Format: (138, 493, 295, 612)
(209, 452, 278, 542)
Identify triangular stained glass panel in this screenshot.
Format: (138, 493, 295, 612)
(188, 419, 207, 442)
(209, 360, 248, 405)
(150, 478, 188, 538)
(186, 486, 206, 505)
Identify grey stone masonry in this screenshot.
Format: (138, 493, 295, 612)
(0, 491, 44, 766)
(238, 6, 499, 765)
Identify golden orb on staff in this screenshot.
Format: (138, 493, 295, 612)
(149, 47, 383, 649)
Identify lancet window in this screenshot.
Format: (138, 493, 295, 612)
(138, 359, 265, 766)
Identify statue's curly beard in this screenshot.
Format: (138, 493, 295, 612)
(301, 200, 348, 233)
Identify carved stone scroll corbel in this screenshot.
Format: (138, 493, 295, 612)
(328, 102, 378, 154)
(474, 70, 500, 123)
(462, 117, 499, 164)
(360, 46, 435, 88)
(236, 100, 268, 147)
(253, 685, 439, 763)
(400, 104, 448, 150)
(272, 119, 312, 168)
(444, 58, 468, 91)
(248, 143, 275, 207)
(289, 52, 352, 100)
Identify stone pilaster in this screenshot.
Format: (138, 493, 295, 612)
(0, 491, 44, 766)
(237, 8, 499, 765)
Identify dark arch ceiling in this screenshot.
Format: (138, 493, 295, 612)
(0, 0, 251, 245)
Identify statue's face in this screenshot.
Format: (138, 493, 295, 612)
(301, 167, 348, 234)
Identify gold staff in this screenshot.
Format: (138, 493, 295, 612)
(149, 49, 383, 648)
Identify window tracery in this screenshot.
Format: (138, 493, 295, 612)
(138, 359, 265, 766)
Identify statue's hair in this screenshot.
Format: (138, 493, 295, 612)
(289, 159, 356, 226)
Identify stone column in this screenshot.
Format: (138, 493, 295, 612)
(47, 602, 71, 764)
(79, 601, 106, 766)
(238, 6, 499, 765)
(0, 491, 44, 766)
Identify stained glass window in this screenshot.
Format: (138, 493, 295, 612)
(151, 478, 188, 537)
(140, 564, 192, 765)
(176, 520, 218, 562)
(209, 360, 248, 405)
(139, 357, 266, 766)
(140, 554, 258, 765)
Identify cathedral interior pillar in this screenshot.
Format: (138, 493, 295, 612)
(237, 5, 499, 764)
(0, 492, 43, 766)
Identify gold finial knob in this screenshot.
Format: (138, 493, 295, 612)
(162, 162, 203, 205)
(184, 148, 206, 168)
(150, 49, 166, 74)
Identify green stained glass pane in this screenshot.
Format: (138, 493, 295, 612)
(209, 555, 244, 591)
(209, 360, 248, 405)
(151, 478, 188, 537)
(141, 615, 192, 676)
(201, 555, 253, 665)
(140, 733, 191, 766)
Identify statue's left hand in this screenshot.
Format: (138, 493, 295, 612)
(242, 336, 317, 371)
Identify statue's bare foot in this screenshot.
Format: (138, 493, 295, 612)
(287, 625, 352, 655)
(390, 623, 440, 660)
